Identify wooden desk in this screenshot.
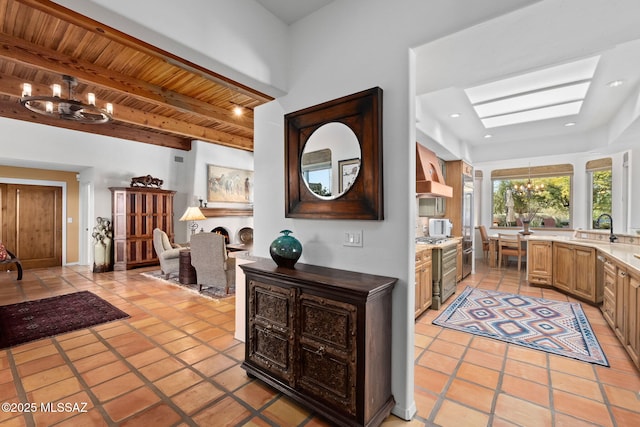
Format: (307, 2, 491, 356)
(488, 234, 529, 268)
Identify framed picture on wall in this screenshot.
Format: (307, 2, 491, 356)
(339, 158, 360, 193)
(207, 165, 253, 203)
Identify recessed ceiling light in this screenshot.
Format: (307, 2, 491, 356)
(564, 122, 576, 127)
(449, 113, 461, 118)
(607, 80, 624, 88)
(484, 134, 492, 139)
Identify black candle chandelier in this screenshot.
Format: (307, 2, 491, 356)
(20, 75, 113, 124)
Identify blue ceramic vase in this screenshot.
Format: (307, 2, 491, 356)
(269, 229, 302, 268)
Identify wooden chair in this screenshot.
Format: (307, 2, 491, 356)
(498, 233, 526, 271)
(477, 225, 490, 261)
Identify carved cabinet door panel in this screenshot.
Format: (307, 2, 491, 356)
(247, 280, 296, 384)
(297, 293, 357, 416)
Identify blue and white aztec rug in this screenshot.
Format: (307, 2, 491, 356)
(433, 287, 608, 366)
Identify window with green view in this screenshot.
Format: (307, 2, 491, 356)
(491, 165, 572, 229)
(590, 169, 612, 229)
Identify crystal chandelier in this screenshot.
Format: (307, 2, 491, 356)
(20, 75, 113, 124)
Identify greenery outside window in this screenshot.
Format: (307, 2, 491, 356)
(587, 158, 612, 229)
(491, 165, 573, 229)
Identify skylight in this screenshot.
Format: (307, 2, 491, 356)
(465, 56, 600, 128)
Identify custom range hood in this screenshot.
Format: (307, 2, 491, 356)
(416, 143, 453, 198)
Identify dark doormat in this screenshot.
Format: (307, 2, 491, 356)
(0, 291, 129, 349)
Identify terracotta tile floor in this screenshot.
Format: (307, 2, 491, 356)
(1, 262, 639, 426)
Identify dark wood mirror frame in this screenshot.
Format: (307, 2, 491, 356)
(285, 87, 383, 220)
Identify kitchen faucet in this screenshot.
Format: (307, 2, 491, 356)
(596, 213, 617, 243)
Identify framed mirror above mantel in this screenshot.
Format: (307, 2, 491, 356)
(284, 87, 383, 220)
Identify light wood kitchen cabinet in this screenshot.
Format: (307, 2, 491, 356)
(614, 265, 628, 342)
(552, 242, 598, 303)
(626, 271, 640, 367)
(553, 243, 574, 293)
(574, 246, 598, 302)
(240, 261, 396, 427)
(601, 255, 617, 327)
(601, 254, 640, 370)
(415, 248, 432, 318)
(527, 240, 553, 286)
(444, 160, 472, 238)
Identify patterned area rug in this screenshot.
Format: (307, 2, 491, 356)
(433, 287, 608, 366)
(141, 271, 235, 300)
(0, 291, 129, 349)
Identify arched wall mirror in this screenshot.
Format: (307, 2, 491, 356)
(285, 87, 383, 220)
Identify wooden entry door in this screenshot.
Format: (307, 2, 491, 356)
(0, 184, 63, 269)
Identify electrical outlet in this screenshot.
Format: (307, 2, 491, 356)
(343, 230, 363, 247)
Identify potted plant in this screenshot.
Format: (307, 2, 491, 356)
(92, 217, 113, 272)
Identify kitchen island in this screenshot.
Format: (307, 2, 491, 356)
(415, 237, 462, 312)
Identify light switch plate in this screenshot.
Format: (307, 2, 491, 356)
(343, 230, 363, 247)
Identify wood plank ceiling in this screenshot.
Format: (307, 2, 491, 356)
(0, 0, 273, 151)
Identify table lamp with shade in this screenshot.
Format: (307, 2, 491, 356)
(179, 206, 206, 234)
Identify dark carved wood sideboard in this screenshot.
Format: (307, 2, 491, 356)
(240, 261, 396, 427)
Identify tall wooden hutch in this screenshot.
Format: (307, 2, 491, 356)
(110, 187, 175, 270)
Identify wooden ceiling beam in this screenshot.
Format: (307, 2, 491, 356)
(0, 100, 192, 150)
(0, 32, 255, 134)
(113, 105, 253, 150)
(16, 0, 274, 104)
(0, 72, 253, 150)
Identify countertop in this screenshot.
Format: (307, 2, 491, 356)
(415, 236, 462, 250)
(528, 234, 640, 275)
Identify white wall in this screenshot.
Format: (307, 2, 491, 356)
(185, 141, 254, 244)
(0, 118, 189, 212)
(0, 118, 254, 256)
(253, 0, 541, 419)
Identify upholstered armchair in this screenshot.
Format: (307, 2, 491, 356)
(189, 232, 235, 294)
(153, 228, 182, 278)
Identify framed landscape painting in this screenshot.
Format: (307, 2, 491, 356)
(207, 165, 253, 203)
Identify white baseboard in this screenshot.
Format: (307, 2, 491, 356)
(392, 401, 417, 421)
